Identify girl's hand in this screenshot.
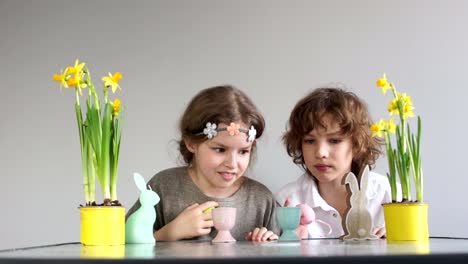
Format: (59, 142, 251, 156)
(245, 227, 279, 242)
(155, 201, 219, 241)
(373, 227, 386, 238)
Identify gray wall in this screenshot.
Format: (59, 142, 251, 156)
(1, 0, 466, 249)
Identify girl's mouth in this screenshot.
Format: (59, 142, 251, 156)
(219, 172, 236, 181)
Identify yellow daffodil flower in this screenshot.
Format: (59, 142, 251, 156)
(400, 93, 415, 118)
(52, 59, 126, 206)
(372, 73, 424, 203)
(370, 120, 384, 137)
(66, 66, 77, 75)
(376, 73, 392, 95)
(53, 74, 62, 82)
(111, 99, 121, 116)
(67, 78, 78, 87)
(370, 119, 396, 137)
(102, 72, 123, 93)
(71, 59, 87, 95)
(387, 93, 415, 119)
(386, 118, 396, 134)
(387, 98, 399, 116)
(67, 59, 85, 75)
(400, 93, 413, 106)
(54, 59, 87, 95)
(404, 105, 415, 118)
(53, 71, 68, 88)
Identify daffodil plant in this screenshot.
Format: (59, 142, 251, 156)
(370, 74, 423, 203)
(53, 59, 124, 206)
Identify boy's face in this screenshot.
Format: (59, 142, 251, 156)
(186, 122, 253, 198)
(301, 114, 353, 185)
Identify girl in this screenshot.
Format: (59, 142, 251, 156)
(276, 87, 391, 238)
(127, 85, 279, 241)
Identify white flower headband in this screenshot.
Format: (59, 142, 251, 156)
(197, 122, 257, 142)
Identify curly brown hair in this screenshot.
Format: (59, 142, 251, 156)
(178, 85, 265, 165)
(283, 87, 383, 175)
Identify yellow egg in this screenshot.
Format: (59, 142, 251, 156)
(203, 207, 214, 214)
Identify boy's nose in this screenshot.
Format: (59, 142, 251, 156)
(315, 142, 328, 158)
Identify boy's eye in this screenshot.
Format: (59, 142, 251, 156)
(329, 139, 342, 144)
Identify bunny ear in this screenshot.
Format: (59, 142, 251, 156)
(133, 172, 147, 191)
(345, 172, 359, 191)
(359, 165, 370, 192)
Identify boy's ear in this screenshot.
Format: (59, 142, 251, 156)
(184, 139, 197, 153)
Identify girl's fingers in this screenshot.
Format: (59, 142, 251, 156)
(268, 233, 279, 241)
(260, 230, 274, 241)
(253, 227, 269, 241)
(241, 227, 279, 241)
(200, 225, 214, 235)
(199, 201, 219, 212)
(185, 203, 199, 211)
(251, 227, 261, 239)
(201, 211, 213, 221)
(202, 219, 214, 228)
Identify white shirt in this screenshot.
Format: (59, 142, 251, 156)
(276, 171, 392, 238)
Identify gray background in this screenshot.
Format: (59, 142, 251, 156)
(1, 0, 466, 249)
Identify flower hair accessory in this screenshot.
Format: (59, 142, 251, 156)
(226, 123, 241, 136)
(203, 122, 218, 139)
(197, 122, 257, 142)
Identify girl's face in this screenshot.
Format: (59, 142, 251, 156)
(302, 114, 353, 185)
(186, 122, 253, 198)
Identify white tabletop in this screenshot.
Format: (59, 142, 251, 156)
(0, 238, 467, 263)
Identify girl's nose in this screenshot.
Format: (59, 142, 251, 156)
(224, 152, 237, 168)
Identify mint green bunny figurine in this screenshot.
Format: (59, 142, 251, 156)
(125, 172, 160, 244)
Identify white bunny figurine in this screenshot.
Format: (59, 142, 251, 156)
(125, 172, 160, 244)
(343, 165, 378, 240)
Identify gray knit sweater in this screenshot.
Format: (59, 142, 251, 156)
(126, 167, 280, 241)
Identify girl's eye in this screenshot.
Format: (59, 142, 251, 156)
(213, 147, 225, 153)
(304, 139, 315, 144)
(239, 149, 250, 155)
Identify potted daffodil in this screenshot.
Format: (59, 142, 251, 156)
(370, 74, 428, 241)
(53, 59, 125, 246)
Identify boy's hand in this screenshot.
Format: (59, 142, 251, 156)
(373, 227, 386, 238)
(245, 227, 279, 242)
(156, 201, 218, 240)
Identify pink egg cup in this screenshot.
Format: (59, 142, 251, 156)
(212, 207, 236, 243)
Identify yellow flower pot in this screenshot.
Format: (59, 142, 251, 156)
(80, 207, 125, 246)
(386, 240, 430, 254)
(383, 203, 429, 241)
(80, 245, 125, 258)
